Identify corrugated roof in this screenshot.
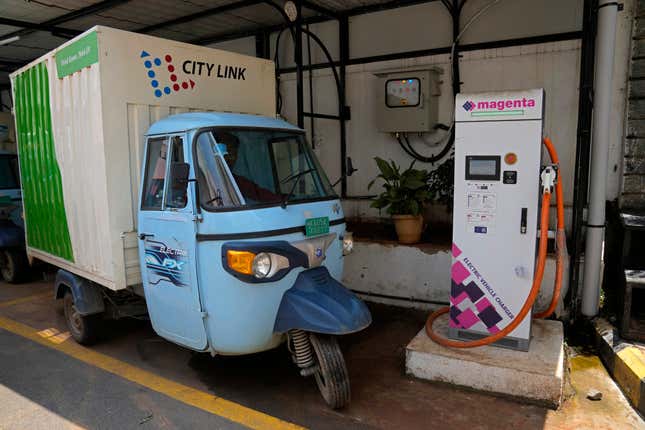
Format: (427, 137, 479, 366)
(0, 0, 405, 84)
(0, 0, 98, 24)
(314, 0, 394, 10)
(63, 0, 227, 32)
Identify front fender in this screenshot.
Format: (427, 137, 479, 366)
(0, 221, 24, 248)
(273, 266, 371, 335)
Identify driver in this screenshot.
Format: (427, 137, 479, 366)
(214, 132, 280, 203)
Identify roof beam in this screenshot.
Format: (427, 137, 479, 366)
(0, 18, 80, 37)
(42, 0, 132, 26)
(343, 0, 440, 16)
(190, 0, 441, 47)
(136, 0, 265, 34)
(300, 1, 340, 19)
(0, 58, 26, 67)
(189, 12, 329, 46)
(0, 0, 131, 40)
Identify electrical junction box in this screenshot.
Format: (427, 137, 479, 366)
(449, 89, 545, 351)
(374, 68, 441, 133)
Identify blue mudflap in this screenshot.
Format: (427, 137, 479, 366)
(273, 266, 372, 335)
(54, 270, 105, 316)
(0, 221, 24, 248)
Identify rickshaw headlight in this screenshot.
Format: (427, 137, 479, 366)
(226, 250, 256, 275)
(342, 232, 354, 255)
(252, 253, 272, 278)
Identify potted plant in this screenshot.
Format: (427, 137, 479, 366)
(427, 155, 454, 208)
(368, 157, 431, 244)
(424, 155, 455, 225)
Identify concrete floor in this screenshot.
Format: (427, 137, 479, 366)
(0, 278, 643, 430)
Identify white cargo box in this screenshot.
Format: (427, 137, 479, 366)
(10, 26, 276, 290)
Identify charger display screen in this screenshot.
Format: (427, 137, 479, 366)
(466, 155, 500, 181)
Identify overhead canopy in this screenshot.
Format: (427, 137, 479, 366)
(0, 0, 428, 85)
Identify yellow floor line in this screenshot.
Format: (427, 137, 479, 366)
(0, 291, 52, 308)
(0, 315, 306, 430)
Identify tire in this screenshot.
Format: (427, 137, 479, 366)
(0, 248, 29, 283)
(310, 333, 351, 409)
(63, 291, 101, 345)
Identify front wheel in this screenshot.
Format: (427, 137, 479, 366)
(0, 248, 29, 283)
(310, 333, 351, 409)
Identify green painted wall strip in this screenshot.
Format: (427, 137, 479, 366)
(13, 63, 74, 262)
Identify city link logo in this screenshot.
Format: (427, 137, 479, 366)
(140, 50, 248, 98)
(462, 97, 536, 117)
(141, 50, 195, 98)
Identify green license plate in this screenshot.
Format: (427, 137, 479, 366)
(305, 216, 330, 237)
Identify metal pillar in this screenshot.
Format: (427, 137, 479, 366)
(295, 1, 305, 128)
(581, 0, 620, 316)
(451, 0, 461, 95)
(339, 16, 349, 198)
(569, 0, 598, 317)
(255, 31, 270, 59)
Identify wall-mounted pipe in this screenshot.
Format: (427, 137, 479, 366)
(581, 0, 619, 317)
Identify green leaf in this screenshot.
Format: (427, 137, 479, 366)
(370, 198, 388, 209)
(402, 177, 427, 190)
(410, 199, 419, 216)
(390, 160, 400, 177)
(375, 157, 395, 180)
(415, 190, 430, 200)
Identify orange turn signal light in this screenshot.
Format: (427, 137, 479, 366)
(226, 250, 256, 275)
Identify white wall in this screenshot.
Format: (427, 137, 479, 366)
(204, 0, 633, 231)
(279, 40, 582, 209)
(207, 36, 257, 58)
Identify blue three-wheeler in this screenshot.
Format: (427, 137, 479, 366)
(131, 112, 371, 409)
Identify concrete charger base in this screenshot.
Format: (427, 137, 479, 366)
(406, 315, 565, 408)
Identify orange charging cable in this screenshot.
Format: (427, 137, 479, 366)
(534, 137, 564, 319)
(425, 137, 564, 348)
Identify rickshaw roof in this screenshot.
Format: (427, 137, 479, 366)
(146, 112, 302, 136)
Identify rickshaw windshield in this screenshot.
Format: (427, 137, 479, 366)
(195, 128, 337, 210)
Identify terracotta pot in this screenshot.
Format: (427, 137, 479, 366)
(392, 214, 424, 244)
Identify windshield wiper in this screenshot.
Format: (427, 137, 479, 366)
(281, 168, 315, 209)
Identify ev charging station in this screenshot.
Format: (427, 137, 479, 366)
(449, 89, 545, 351)
(411, 89, 565, 403)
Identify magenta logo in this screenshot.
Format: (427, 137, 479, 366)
(462, 100, 475, 111)
(464, 97, 536, 112)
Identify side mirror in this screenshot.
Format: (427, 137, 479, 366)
(346, 157, 357, 177)
(169, 162, 190, 190)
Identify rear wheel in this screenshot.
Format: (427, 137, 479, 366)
(63, 291, 100, 345)
(310, 333, 351, 409)
(0, 248, 28, 283)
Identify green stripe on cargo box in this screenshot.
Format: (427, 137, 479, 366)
(13, 63, 74, 262)
(55, 31, 98, 78)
